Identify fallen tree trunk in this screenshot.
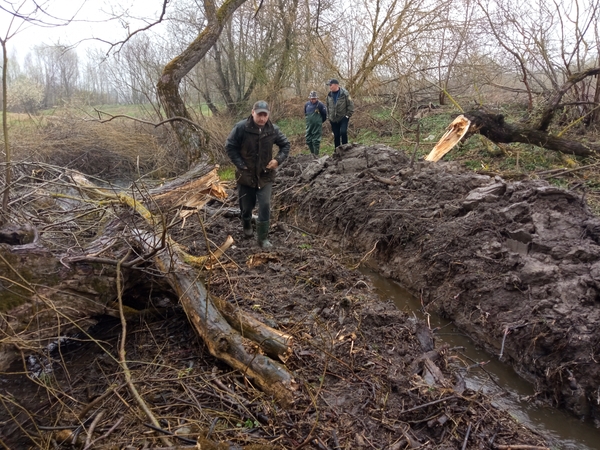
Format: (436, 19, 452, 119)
(70, 168, 296, 401)
(1, 164, 296, 404)
(0, 239, 121, 371)
(426, 110, 600, 161)
(463, 110, 600, 157)
(146, 233, 296, 405)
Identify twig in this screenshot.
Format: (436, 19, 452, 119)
(495, 446, 550, 450)
(461, 422, 472, 450)
(542, 162, 600, 179)
(350, 240, 379, 269)
(312, 437, 330, 450)
(116, 250, 173, 447)
(82, 416, 124, 450)
(499, 326, 510, 359)
(77, 383, 127, 420)
(332, 430, 341, 449)
(399, 395, 457, 414)
(93, 109, 202, 130)
(499, 323, 529, 359)
(294, 434, 314, 450)
(143, 423, 197, 444)
(83, 410, 105, 449)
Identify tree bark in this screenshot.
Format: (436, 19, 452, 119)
(156, 0, 247, 164)
(463, 110, 600, 157)
(148, 235, 295, 405)
(0, 240, 121, 371)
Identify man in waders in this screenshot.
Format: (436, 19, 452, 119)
(304, 91, 327, 156)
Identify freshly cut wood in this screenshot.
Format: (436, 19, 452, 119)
(425, 115, 471, 162)
(149, 166, 227, 220)
(426, 110, 600, 161)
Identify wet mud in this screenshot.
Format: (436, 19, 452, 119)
(274, 144, 600, 427)
(1, 143, 593, 448)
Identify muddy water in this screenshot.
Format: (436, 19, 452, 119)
(360, 266, 600, 450)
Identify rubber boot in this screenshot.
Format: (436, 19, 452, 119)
(313, 143, 320, 156)
(256, 220, 273, 249)
(242, 218, 253, 237)
(307, 143, 314, 155)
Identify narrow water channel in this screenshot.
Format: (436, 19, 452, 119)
(360, 266, 600, 450)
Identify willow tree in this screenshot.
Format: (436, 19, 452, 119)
(157, 0, 247, 164)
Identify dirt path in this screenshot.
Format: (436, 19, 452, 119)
(274, 144, 600, 427)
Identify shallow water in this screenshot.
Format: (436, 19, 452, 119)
(360, 266, 600, 450)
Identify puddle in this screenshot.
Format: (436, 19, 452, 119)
(360, 266, 600, 450)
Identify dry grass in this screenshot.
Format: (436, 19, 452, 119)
(4, 111, 190, 181)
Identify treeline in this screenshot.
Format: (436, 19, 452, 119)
(3, 0, 600, 126)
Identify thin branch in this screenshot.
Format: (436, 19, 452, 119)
(92, 109, 203, 130)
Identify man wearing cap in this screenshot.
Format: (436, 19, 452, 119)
(304, 91, 327, 156)
(325, 79, 354, 148)
(225, 100, 291, 249)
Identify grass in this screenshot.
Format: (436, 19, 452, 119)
(218, 166, 236, 181)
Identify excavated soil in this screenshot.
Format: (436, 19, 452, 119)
(274, 144, 600, 427)
(1, 144, 594, 449)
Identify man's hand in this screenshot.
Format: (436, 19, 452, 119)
(266, 159, 279, 170)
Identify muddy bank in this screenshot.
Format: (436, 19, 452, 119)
(275, 144, 600, 425)
(0, 160, 551, 449)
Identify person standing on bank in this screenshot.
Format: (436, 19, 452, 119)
(325, 79, 354, 148)
(304, 91, 327, 156)
(225, 100, 291, 249)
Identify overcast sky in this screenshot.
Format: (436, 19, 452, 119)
(1, 0, 167, 61)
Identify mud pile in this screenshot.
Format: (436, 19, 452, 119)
(275, 144, 600, 425)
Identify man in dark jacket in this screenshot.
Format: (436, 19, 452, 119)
(225, 100, 291, 249)
(325, 79, 355, 148)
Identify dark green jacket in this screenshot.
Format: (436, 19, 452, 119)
(225, 116, 290, 188)
(326, 87, 355, 123)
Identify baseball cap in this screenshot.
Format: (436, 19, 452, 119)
(327, 79, 339, 85)
(252, 100, 270, 114)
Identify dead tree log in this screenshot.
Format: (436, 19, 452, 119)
(425, 110, 600, 161)
(70, 168, 296, 404)
(145, 233, 295, 405)
(0, 164, 296, 404)
(463, 110, 600, 157)
(0, 240, 121, 371)
(426, 69, 600, 161)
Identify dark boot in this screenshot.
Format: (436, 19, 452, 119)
(313, 143, 320, 156)
(307, 143, 314, 154)
(256, 220, 273, 249)
(242, 218, 253, 237)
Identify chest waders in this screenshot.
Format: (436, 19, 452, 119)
(305, 110, 323, 155)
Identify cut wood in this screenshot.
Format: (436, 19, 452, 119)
(425, 115, 471, 162)
(426, 110, 600, 161)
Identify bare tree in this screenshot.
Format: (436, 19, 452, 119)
(156, 0, 247, 164)
(28, 44, 80, 107)
(476, 0, 600, 128)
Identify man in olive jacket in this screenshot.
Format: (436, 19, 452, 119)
(225, 100, 291, 249)
(325, 79, 355, 148)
